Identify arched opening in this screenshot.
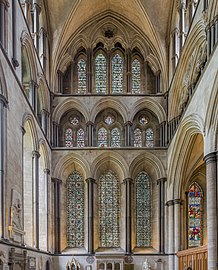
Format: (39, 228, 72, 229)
(22, 46, 32, 102)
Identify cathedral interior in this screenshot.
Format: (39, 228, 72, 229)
(0, 0, 218, 269)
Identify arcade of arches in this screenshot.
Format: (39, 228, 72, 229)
(0, 0, 217, 269)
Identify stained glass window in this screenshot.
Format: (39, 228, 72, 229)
(77, 128, 85, 147)
(188, 182, 203, 247)
(104, 115, 115, 125)
(134, 128, 142, 147)
(77, 59, 86, 94)
(95, 53, 107, 94)
(132, 59, 141, 94)
(136, 171, 151, 247)
(111, 128, 121, 147)
(67, 171, 84, 247)
(65, 128, 73, 147)
(98, 127, 108, 147)
(99, 170, 120, 247)
(112, 53, 123, 94)
(145, 128, 154, 147)
(139, 116, 148, 125)
(70, 116, 79, 125)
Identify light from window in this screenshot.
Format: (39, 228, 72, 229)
(67, 171, 84, 247)
(95, 53, 107, 94)
(99, 170, 120, 247)
(70, 116, 79, 125)
(77, 128, 85, 147)
(104, 115, 115, 125)
(145, 128, 154, 147)
(132, 59, 141, 93)
(136, 171, 151, 247)
(188, 182, 203, 247)
(134, 128, 142, 147)
(77, 59, 86, 94)
(139, 116, 148, 125)
(111, 127, 121, 147)
(65, 128, 73, 147)
(98, 127, 108, 147)
(112, 53, 123, 94)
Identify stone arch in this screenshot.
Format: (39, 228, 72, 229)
(130, 98, 166, 124)
(37, 76, 50, 111)
(167, 114, 204, 200)
(90, 98, 128, 123)
(52, 98, 89, 124)
(22, 113, 39, 151)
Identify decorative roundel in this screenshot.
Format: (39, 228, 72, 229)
(139, 116, 149, 125)
(86, 256, 95, 264)
(70, 116, 79, 125)
(124, 256, 133, 264)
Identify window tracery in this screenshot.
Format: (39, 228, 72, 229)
(112, 53, 124, 94)
(99, 170, 120, 247)
(136, 171, 152, 247)
(132, 59, 141, 94)
(77, 59, 87, 94)
(188, 182, 203, 247)
(95, 53, 107, 94)
(67, 171, 84, 247)
(145, 128, 154, 147)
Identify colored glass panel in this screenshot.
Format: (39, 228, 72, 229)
(70, 116, 79, 125)
(111, 127, 121, 147)
(139, 116, 148, 125)
(136, 171, 151, 247)
(145, 128, 154, 147)
(77, 59, 86, 94)
(99, 170, 120, 247)
(112, 53, 123, 94)
(67, 171, 84, 247)
(95, 53, 107, 94)
(188, 182, 203, 247)
(98, 127, 108, 147)
(104, 115, 115, 125)
(77, 128, 85, 147)
(132, 59, 141, 93)
(134, 128, 142, 147)
(65, 128, 73, 147)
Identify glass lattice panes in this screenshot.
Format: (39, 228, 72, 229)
(95, 53, 107, 94)
(67, 171, 84, 247)
(136, 171, 152, 247)
(65, 128, 73, 147)
(77, 58, 87, 94)
(132, 59, 141, 94)
(99, 170, 120, 247)
(133, 128, 142, 147)
(98, 127, 108, 147)
(188, 182, 203, 247)
(145, 128, 154, 147)
(111, 127, 121, 147)
(112, 53, 124, 94)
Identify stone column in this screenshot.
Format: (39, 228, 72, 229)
(211, 23, 215, 51)
(125, 121, 132, 147)
(57, 70, 63, 93)
(204, 152, 217, 270)
(215, 18, 218, 45)
(156, 71, 161, 93)
(44, 168, 50, 251)
(86, 121, 94, 147)
(33, 3, 41, 51)
(29, 80, 37, 110)
(179, 1, 186, 50)
(52, 178, 62, 254)
(12, 0, 19, 67)
(86, 178, 95, 253)
(124, 178, 132, 254)
(41, 109, 49, 136)
(157, 178, 166, 253)
(126, 48, 131, 94)
(206, 25, 211, 58)
(52, 122, 59, 147)
(0, 95, 7, 239)
(32, 150, 40, 249)
(160, 122, 166, 147)
(166, 200, 174, 270)
(87, 48, 92, 94)
(0, 1, 6, 48)
(171, 28, 179, 71)
(40, 27, 47, 71)
(174, 199, 182, 270)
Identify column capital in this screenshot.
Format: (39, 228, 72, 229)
(124, 121, 133, 126)
(204, 152, 217, 164)
(44, 168, 50, 175)
(32, 150, 40, 158)
(33, 2, 41, 13)
(157, 178, 167, 185)
(166, 200, 174, 206)
(85, 178, 96, 184)
(86, 121, 94, 126)
(173, 199, 183, 205)
(52, 178, 62, 184)
(123, 178, 133, 184)
(0, 94, 8, 107)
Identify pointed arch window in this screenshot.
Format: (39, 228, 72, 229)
(188, 182, 203, 247)
(111, 127, 121, 147)
(77, 128, 85, 147)
(145, 128, 154, 147)
(112, 53, 124, 94)
(136, 171, 151, 247)
(67, 171, 84, 247)
(95, 53, 107, 94)
(132, 59, 141, 94)
(99, 170, 120, 247)
(98, 127, 108, 147)
(134, 128, 142, 147)
(65, 128, 73, 147)
(77, 59, 87, 94)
